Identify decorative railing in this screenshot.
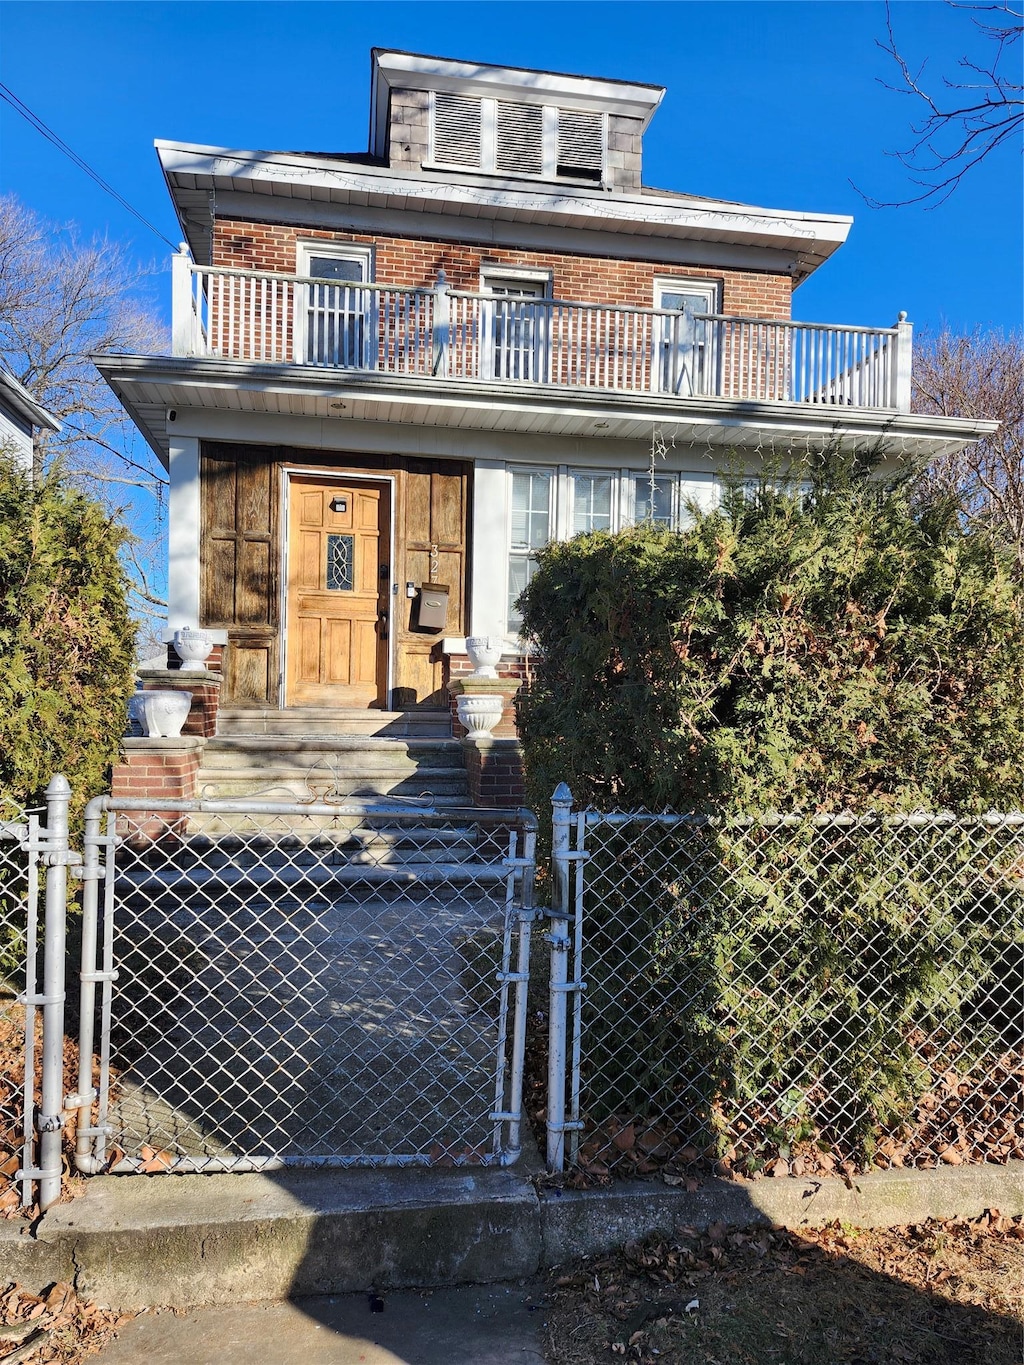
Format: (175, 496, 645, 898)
(171, 250, 913, 411)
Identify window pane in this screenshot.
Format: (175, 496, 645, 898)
(508, 555, 538, 628)
(634, 475, 674, 527)
(573, 474, 612, 534)
(510, 470, 551, 550)
(309, 255, 365, 282)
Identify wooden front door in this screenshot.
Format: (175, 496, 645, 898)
(285, 476, 390, 707)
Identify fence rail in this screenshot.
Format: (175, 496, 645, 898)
(547, 792, 1024, 1180)
(171, 252, 913, 411)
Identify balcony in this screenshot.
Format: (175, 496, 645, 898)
(171, 253, 913, 414)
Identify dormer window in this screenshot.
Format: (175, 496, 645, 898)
(430, 91, 605, 183)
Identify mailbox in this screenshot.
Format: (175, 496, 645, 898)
(417, 582, 449, 631)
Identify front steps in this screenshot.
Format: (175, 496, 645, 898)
(216, 707, 454, 739)
(197, 738, 468, 805)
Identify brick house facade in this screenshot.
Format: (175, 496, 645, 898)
(98, 48, 990, 798)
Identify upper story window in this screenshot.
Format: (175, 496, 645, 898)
(431, 91, 605, 184)
(296, 244, 374, 369)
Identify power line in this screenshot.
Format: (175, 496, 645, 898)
(0, 83, 177, 249)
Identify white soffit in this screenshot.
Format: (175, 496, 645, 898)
(157, 141, 852, 277)
(95, 355, 996, 469)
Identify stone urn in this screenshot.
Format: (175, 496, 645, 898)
(173, 627, 215, 670)
(135, 690, 193, 738)
(465, 636, 504, 679)
(456, 693, 504, 739)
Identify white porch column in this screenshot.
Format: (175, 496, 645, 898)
(470, 460, 509, 638)
(166, 434, 201, 633)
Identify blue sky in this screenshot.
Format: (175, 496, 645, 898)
(1, 0, 1021, 339)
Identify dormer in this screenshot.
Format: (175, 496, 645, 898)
(369, 49, 664, 192)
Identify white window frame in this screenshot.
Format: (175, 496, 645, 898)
(294, 242, 375, 369)
(626, 469, 679, 529)
(480, 267, 553, 384)
(653, 277, 720, 397)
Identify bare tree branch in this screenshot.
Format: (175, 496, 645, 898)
(0, 195, 169, 636)
(854, 2, 1022, 207)
(913, 328, 1024, 577)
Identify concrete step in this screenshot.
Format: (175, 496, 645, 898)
(217, 708, 453, 739)
(194, 771, 469, 803)
(200, 737, 465, 772)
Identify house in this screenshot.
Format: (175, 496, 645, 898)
(97, 49, 994, 806)
(0, 365, 60, 473)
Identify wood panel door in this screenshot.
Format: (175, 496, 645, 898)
(285, 477, 390, 707)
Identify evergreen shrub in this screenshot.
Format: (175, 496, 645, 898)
(517, 458, 1024, 1166)
(0, 452, 136, 825)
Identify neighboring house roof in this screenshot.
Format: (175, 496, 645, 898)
(157, 140, 852, 285)
(0, 366, 61, 435)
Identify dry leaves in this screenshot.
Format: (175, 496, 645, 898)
(545, 1211, 1024, 1365)
(0, 1281, 134, 1363)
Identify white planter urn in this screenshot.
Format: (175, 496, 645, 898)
(134, 690, 193, 738)
(173, 627, 215, 670)
(456, 694, 504, 739)
(465, 635, 503, 679)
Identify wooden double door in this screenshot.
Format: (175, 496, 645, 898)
(285, 476, 390, 707)
(199, 444, 470, 711)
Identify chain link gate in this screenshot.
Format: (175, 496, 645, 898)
(71, 794, 536, 1175)
(0, 777, 73, 1211)
(547, 787, 1024, 1178)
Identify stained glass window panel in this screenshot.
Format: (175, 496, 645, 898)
(326, 534, 354, 591)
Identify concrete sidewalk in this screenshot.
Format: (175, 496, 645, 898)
(94, 1283, 549, 1365)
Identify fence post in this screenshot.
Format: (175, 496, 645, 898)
(37, 775, 71, 1212)
(171, 243, 195, 356)
(547, 782, 573, 1172)
(432, 269, 450, 377)
(893, 311, 913, 412)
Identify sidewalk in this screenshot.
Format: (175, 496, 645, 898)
(94, 1282, 549, 1365)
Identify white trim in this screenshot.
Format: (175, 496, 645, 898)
(652, 275, 721, 311)
(280, 465, 397, 709)
(166, 435, 201, 633)
(479, 264, 553, 293)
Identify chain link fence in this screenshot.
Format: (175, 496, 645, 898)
(0, 806, 38, 1207)
(73, 796, 536, 1174)
(550, 801, 1024, 1180)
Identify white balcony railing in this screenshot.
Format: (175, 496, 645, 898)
(171, 249, 913, 412)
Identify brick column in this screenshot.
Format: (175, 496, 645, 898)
(138, 666, 222, 739)
(461, 737, 526, 807)
(111, 737, 204, 840)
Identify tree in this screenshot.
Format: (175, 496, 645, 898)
(913, 328, 1024, 578)
(0, 195, 168, 627)
(866, 2, 1023, 207)
(0, 448, 136, 827)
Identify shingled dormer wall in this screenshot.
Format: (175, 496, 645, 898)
(387, 88, 431, 170)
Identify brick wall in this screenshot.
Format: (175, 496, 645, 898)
(212, 220, 792, 320)
(111, 738, 203, 840)
(462, 738, 526, 807)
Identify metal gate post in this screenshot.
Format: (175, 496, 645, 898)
(546, 783, 573, 1171)
(37, 775, 71, 1211)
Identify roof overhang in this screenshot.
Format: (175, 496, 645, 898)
(0, 367, 61, 434)
(369, 49, 666, 157)
(96, 354, 998, 471)
(156, 141, 851, 285)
